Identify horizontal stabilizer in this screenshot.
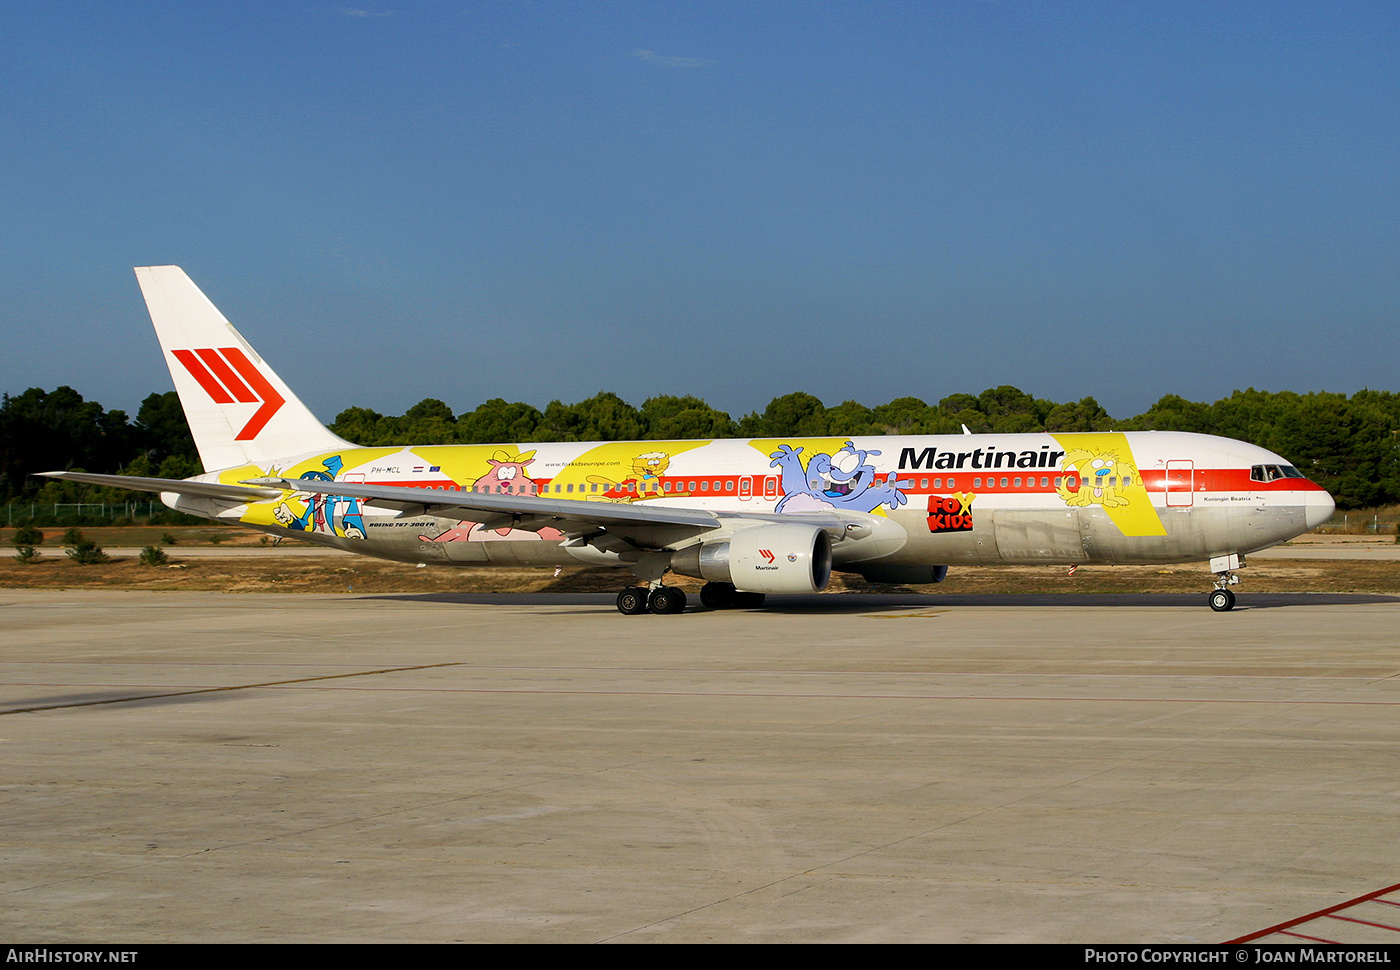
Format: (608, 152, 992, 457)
(39, 470, 284, 502)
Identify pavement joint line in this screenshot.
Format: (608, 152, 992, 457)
(0, 662, 462, 716)
(8, 684, 1400, 704)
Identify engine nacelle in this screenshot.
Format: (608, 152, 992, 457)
(671, 523, 833, 594)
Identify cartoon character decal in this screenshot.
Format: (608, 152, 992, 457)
(418, 520, 564, 543)
(471, 450, 543, 496)
(1048, 432, 1167, 538)
(629, 451, 670, 496)
(1056, 446, 1137, 509)
(273, 455, 368, 539)
(584, 451, 673, 502)
(769, 441, 909, 514)
(419, 449, 564, 543)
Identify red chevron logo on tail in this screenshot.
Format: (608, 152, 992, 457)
(171, 347, 285, 440)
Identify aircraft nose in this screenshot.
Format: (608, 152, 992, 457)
(1305, 489, 1335, 531)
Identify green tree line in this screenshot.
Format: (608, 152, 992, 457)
(5, 384, 1398, 510)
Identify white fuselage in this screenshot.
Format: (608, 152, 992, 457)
(171, 429, 1334, 577)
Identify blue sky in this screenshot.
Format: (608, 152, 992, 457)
(4, 1, 1397, 425)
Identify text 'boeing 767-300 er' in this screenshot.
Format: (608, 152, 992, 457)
(44, 266, 1335, 614)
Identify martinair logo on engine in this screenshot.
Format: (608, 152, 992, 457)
(171, 347, 286, 441)
(759, 549, 776, 564)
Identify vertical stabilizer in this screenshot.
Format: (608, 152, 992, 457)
(136, 266, 354, 471)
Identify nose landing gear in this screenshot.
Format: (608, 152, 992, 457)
(1208, 587, 1236, 612)
(1208, 554, 1243, 611)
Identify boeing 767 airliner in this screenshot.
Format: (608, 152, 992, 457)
(43, 267, 1335, 614)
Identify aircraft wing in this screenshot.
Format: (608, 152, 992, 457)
(244, 476, 850, 552)
(38, 470, 285, 502)
(35, 470, 854, 555)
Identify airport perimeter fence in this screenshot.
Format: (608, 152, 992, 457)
(3, 502, 207, 528)
(1318, 510, 1400, 537)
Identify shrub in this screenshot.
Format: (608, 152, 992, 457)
(139, 545, 169, 566)
(13, 525, 44, 546)
(61, 527, 86, 546)
(67, 539, 109, 565)
(14, 545, 40, 563)
(161, 532, 177, 545)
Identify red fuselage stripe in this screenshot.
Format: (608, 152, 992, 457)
(352, 469, 1324, 499)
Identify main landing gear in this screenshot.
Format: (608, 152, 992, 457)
(614, 581, 767, 615)
(616, 585, 686, 615)
(616, 552, 688, 615)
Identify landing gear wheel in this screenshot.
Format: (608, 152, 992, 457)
(1208, 588, 1236, 612)
(648, 586, 687, 615)
(700, 582, 737, 609)
(617, 586, 650, 615)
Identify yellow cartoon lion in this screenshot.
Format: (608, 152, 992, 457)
(1056, 447, 1138, 509)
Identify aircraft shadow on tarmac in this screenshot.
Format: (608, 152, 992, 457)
(358, 591, 1400, 612)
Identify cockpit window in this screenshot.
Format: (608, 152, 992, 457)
(1251, 464, 1307, 482)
